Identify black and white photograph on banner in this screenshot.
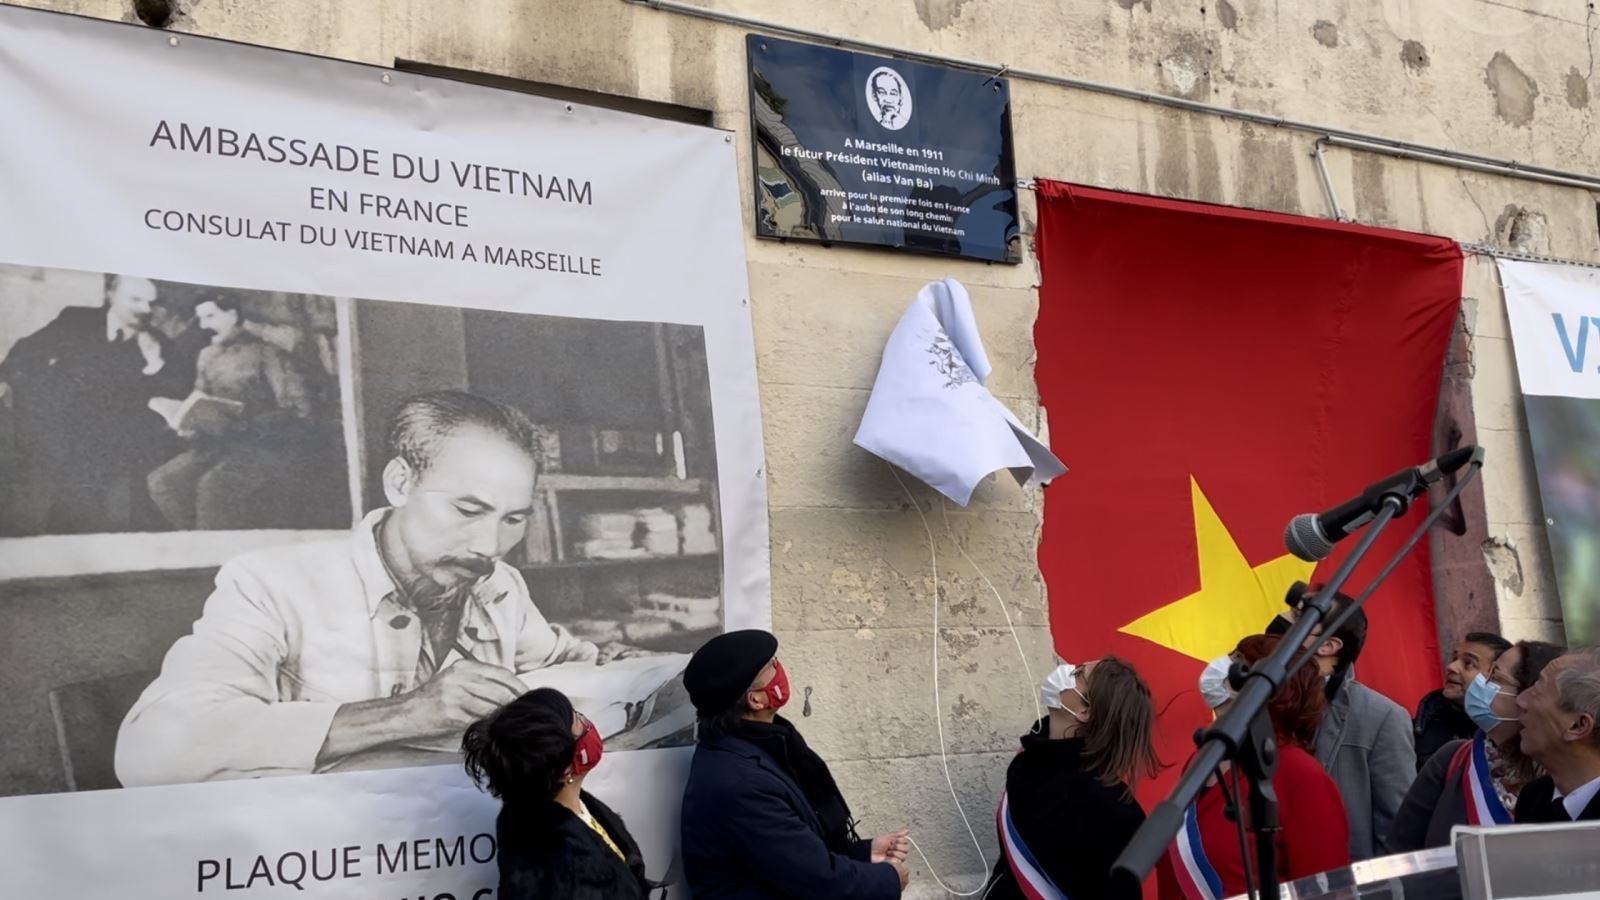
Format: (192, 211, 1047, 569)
(0, 263, 349, 537)
(0, 274, 723, 798)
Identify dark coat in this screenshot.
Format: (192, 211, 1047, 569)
(1515, 775, 1600, 823)
(0, 306, 192, 467)
(0, 305, 194, 533)
(1412, 690, 1475, 772)
(680, 721, 901, 900)
(985, 721, 1146, 900)
(1385, 739, 1472, 853)
(495, 791, 656, 900)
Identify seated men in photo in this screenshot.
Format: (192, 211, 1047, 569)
(0, 274, 196, 535)
(115, 390, 601, 785)
(146, 292, 318, 531)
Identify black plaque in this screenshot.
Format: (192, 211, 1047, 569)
(748, 35, 1019, 263)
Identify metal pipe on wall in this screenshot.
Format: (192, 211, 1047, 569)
(627, 0, 1600, 195)
(1461, 243, 1600, 270)
(1310, 138, 1349, 223)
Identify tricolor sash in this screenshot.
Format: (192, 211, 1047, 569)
(1448, 732, 1512, 826)
(1166, 802, 1224, 900)
(998, 790, 1070, 900)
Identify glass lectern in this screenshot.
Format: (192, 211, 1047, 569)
(1222, 821, 1600, 900)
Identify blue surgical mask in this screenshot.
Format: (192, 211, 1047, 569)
(1465, 673, 1515, 731)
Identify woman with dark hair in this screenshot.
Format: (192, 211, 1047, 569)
(462, 688, 659, 900)
(985, 656, 1163, 900)
(1157, 635, 1350, 900)
(1386, 640, 1565, 851)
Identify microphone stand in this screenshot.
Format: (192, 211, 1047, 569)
(1284, 452, 1482, 679)
(1111, 455, 1484, 900)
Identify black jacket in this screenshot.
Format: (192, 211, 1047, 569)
(1515, 775, 1600, 823)
(1385, 739, 1472, 853)
(1412, 690, 1474, 772)
(0, 306, 193, 473)
(680, 717, 901, 900)
(495, 791, 655, 900)
(985, 720, 1146, 900)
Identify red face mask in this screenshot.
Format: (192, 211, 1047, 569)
(572, 712, 604, 776)
(760, 660, 791, 711)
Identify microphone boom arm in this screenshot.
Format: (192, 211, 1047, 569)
(1285, 455, 1484, 679)
(1111, 496, 1404, 898)
(1112, 451, 1484, 897)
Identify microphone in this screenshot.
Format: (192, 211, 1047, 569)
(1284, 445, 1482, 562)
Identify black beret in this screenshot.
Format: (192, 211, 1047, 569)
(684, 629, 778, 715)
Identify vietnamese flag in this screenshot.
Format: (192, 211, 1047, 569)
(1034, 183, 1463, 808)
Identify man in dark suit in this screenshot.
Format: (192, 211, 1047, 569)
(679, 630, 908, 900)
(1514, 647, 1600, 823)
(0, 274, 195, 534)
(1412, 631, 1511, 771)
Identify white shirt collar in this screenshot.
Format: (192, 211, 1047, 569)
(1554, 773, 1600, 820)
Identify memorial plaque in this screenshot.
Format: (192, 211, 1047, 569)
(749, 35, 1019, 263)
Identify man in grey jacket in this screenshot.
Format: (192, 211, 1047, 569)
(1268, 589, 1414, 861)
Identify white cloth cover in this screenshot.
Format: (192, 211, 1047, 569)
(854, 278, 1067, 506)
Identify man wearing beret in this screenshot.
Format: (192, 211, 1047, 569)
(679, 629, 910, 899)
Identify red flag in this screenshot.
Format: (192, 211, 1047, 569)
(1034, 183, 1462, 806)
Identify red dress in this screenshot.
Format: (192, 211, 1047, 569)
(1156, 746, 1350, 899)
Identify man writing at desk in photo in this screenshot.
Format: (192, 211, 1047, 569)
(116, 390, 602, 786)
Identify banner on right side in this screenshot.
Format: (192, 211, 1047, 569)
(1500, 259, 1600, 645)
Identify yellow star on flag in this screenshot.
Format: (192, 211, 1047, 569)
(1120, 477, 1316, 662)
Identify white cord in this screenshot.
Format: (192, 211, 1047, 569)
(929, 497, 1045, 899)
(888, 464, 989, 897)
(937, 500, 1043, 732)
(881, 466, 1064, 898)
(905, 832, 1006, 900)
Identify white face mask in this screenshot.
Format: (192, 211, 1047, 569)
(1041, 663, 1090, 722)
(1199, 655, 1235, 709)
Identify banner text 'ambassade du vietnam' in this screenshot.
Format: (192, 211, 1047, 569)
(0, 7, 768, 897)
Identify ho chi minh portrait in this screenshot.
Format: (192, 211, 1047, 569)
(865, 66, 913, 131)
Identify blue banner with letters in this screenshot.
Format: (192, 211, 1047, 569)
(748, 35, 1019, 263)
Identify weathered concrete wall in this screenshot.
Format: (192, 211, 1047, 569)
(12, 0, 1599, 892)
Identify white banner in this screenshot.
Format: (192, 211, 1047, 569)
(1498, 258, 1600, 645)
(1500, 258, 1600, 399)
(0, 6, 767, 898)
